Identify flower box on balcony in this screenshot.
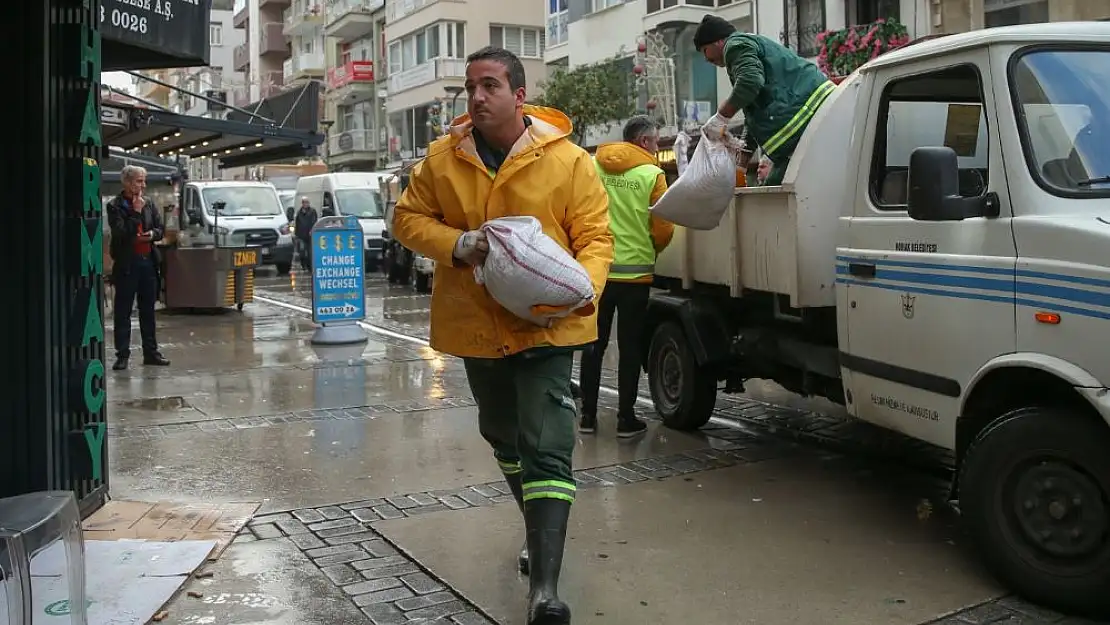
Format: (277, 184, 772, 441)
(817, 19, 910, 81)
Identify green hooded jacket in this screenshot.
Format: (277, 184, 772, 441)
(724, 33, 835, 158)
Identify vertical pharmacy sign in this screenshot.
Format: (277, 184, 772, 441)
(72, 0, 108, 484)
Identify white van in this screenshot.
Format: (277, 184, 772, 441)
(179, 180, 294, 274)
(295, 172, 389, 270)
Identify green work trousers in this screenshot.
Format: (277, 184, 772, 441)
(463, 350, 578, 504)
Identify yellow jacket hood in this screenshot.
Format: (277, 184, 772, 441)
(594, 142, 659, 174)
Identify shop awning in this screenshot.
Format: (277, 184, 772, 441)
(102, 148, 182, 183)
(102, 99, 324, 169)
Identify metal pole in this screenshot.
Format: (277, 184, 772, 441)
(123, 69, 276, 123)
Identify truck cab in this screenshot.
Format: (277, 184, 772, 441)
(647, 23, 1110, 618)
(179, 180, 294, 274)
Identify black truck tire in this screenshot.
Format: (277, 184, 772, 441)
(959, 406, 1110, 619)
(647, 321, 717, 431)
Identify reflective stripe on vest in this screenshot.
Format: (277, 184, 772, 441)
(594, 160, 661, 280)
(762, 80, 836, 156)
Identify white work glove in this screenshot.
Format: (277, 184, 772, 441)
(701, 112, 731, 140)
(453, 230, 489, 266)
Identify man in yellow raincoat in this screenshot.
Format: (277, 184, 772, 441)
(391, 46, 613, 625)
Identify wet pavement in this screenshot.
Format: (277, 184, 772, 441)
(99, 267, 1106, 624)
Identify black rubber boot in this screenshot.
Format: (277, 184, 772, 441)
(525, 498, 572, 625)
(504, 472, 530, 575)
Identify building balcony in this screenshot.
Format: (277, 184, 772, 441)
(325, 0, 382, 42)
(260, 0, 292, 8)
(233, 0, 249, 28)
(385, 0, 439, 24)
(327, 60, 376, 104)
(260, 22, 290, 57)
(284, 0, 326, 36)
(233, 42, 250, 71)
(643, 0, 750, 33)
(329, 129, 382, 164)
(388, 57, 464, 95)
(284, 52, 327, 83)
(261, 70, 287, 98)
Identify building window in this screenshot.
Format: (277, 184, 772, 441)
(341, 39, 374, 65)
(547, 0, 568, 47)
(591, 0, 623, 11)
(210, 22, 223, 46)
(985, 0, 1048, 27)
(388, 23, 466, 73)
(782, 0, 826, 58)
(490, 26, 545, 59)
(645, 0, 679, 13)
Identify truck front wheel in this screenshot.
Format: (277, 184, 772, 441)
(647, 321, 717, 431)
(960, 406, 1110, 618)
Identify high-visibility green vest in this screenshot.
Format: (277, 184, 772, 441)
(594, 160, 662, 281)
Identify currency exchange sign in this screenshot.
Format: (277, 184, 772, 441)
(311, 216, 366, 325)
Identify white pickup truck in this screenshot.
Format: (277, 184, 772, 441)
(645, 22, 1110, 617)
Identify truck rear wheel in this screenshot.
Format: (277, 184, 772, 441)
(959, 406, 1110, 618)
(647, 321, 717, 431)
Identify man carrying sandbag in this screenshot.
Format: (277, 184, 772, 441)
(391, 46, 612, 625)
(579, 115, 674, 438)
(695, 15, 836, 186)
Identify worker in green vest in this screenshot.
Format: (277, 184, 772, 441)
(694, 15, 836, 186)
(578, 115, 675, 437)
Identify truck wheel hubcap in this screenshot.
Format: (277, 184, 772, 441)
(657, 342, 683, 409)
(1009, 460, 1107, 561)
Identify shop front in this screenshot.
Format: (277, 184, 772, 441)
(4, 0, 320, 514)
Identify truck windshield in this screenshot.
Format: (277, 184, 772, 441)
(202, 187, 283, 216)
(1011, 48, 1110, 196)
(335, 189, 384, 219)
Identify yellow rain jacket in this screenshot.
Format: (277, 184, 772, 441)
(392, 105, 614, 359)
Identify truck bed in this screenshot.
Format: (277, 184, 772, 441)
(654, 184, 838, 308)
(653, 74, 861, 309)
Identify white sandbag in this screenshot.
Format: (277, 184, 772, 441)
(650, 130, 743, 230)
(474, 216, 595, 327)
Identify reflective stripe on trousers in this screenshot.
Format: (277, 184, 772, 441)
(522, 480, 576, 503)
(762, 80, 836, 156)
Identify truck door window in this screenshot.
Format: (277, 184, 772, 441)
(1009, 47, 1110, 196)
(869, 64, 990, 209)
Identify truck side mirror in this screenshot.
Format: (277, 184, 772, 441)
(907, 146, 999, 221)
(286, 206, 295, 221)
(185, 206, 203, 226)
(322, 206, 336, 217)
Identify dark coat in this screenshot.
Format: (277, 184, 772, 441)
(106, 194, 164, 277)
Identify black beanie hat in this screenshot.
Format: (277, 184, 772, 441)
(693, 15, 736, 49)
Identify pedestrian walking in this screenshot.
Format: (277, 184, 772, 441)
(695, 14, 836, 185)
(294, 197, 317, 270)
(579, 116, 675, 438)
(107, 165, 170, 370)
(391, 46, 612, 625)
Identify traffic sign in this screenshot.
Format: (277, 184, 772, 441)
(310, 216, 368, 345)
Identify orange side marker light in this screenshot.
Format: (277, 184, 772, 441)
(1034, 312, 1061, 325)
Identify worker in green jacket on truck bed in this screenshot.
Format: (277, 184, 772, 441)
(694, 15, 835, 186)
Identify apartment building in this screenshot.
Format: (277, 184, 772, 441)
(323, 0, 388, 170)
(546, 0, 753, 146)
(382, 0, 547, 164)
(232, 0, 327, 106)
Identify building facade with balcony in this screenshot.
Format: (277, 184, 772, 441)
(284, 0, 328, 88)
(382, 0, 547, 164)
(549, 0, 753, 146)
(324, 0, 388, 170)
(233, 0, 294, 105)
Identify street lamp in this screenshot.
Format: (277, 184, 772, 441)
(444, 86, 464, 121)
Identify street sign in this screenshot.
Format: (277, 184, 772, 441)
(310, 215, 368, 345)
